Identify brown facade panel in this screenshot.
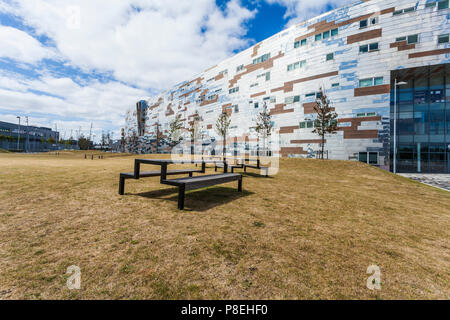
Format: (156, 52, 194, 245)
(354, 84, 390, 97)
(251, 43, 261, 57)
(200, 95, 218, 106)
(303, 102, 317, 114)
(291, 139, 325, 144)
(207, 124, 213, 129)
(347, 28, 382, 44)
(408, 48, 450, 59)
(279, 126, 299, 134)
(270, 103, 294, 115)
(250, 91, 266, 98)
(343, 130, 379, 139)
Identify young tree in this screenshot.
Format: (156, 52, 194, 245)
(215, 112, 231, 157)
(255, 102, 273, 156)
(188, 112, 202, 155)
(168, 114, 183, 148)
(313, 87, 338, 159)
(154, 122, 163, 153)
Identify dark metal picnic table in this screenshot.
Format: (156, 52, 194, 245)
(133, 158, 229, 182)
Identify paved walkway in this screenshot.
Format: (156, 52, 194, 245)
(399, 174, 450, 192)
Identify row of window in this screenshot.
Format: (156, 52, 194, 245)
(229, 87, 239, 94)
(252, 53, 270, 65)
(360, 17, 378, 29)
(359, 77, 384, 88)
(426, 0, 449, 9)
(287, 60, 306, 71)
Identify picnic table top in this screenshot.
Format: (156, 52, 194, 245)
(135, 158, 223, 165)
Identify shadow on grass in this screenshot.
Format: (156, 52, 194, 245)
(133, 186, 254, 212)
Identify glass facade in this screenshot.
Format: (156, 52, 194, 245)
(391, 64, 450, 173)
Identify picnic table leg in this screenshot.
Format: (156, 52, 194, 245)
(134, 159, 140, 179)
(201, 162, 206, 173)
(119, 176, 125, 195)
(178, 185, 185, 210)
(160, 163, 167, 184)
(238, 176, 243, 192)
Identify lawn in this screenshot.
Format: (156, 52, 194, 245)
(0, 151, 449, 299)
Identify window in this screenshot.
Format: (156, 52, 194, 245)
(286, 95, 300, 104)
(229, 87, 239, 94)
(236, 64, 244, 72)
(360, 42, 379, 53)
(369, 152, 379, 164)
(306, 121, 314, 128)
(374, 77, 384, 85)
(393, 7, 415, 15)
(359, 77, 383, 87)
(270, 96, 276, 103)
(253, 53, 271, 65)
(326, 53, 334, 61)
(266, 72, 271, 81)
(301, 39, 307, 46)
(438, 33, 449, 44)
(438, 0, 449, 10)
(287, 60, 306, 71)
(305, 92, 315, 97)
(250, 83, 258, 88)
(396, 34, 418, 44)
(285, 96, 294, 104)
(407, 34, 418, 44)
(254, 102, 259, 108)
(315, 29, 338, 42)
(299, 122, 306, 129)
(257, 71, 270, 80)
(369, 42, 379, 51)
(360, 20, 368, 29)
(294, 41, 300, 48)
(332, 83, 340, 87)
(360, 16, 378, 28)
(358, 152, 368, 163)
(233, 105, 239, 113)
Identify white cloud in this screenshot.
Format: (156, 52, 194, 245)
(7, 0, 256, 89)
(0, 26, 57, 63)
(0, 0, 256, 139)
(265, 0, 355, 26)
(0, 70, 149, 140)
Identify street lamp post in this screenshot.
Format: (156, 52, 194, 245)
(16, 116, 21, 151)
(393, 79, 408, 174)
(25, 116, 29, 153)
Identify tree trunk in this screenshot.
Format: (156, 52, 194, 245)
(321, 134, 325, 160)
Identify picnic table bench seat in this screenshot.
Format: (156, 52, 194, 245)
(162, 173, 243, 210)
(119, 169, 201, 195)
(243, 164, 269, 177)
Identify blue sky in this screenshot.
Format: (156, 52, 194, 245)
(0, 0, 353, 141)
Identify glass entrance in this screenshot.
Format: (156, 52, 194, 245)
(391, 64, 450, 173)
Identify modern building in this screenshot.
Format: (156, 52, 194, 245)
(125, 0, 450, 173)
(0, 120, 60, 152)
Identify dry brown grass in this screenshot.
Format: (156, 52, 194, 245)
(0, 151, 449, 300)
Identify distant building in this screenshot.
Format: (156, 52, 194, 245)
(125, 0, 450, 173)
(0, 120, 60, 152)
